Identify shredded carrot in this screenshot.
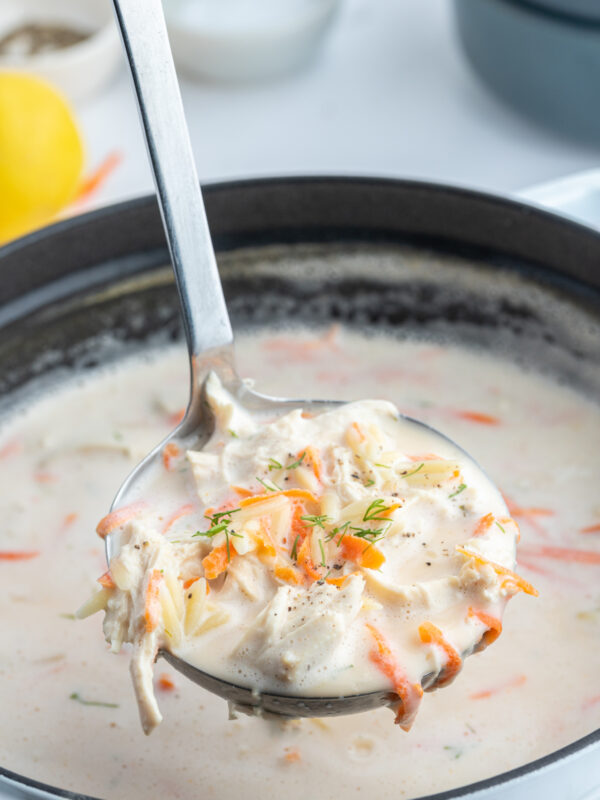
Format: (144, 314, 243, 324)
(338, 534, 385, 570)
(502, 493, 554, 537)
(144, 570, 163, 633)
(296, 537, 322, 582)
(351, 421, 366, 442)
(162, 503, 195, 534)
(303, 446, 323, 481)
(580, 524, 600, 534)
(96, 502, 146, 539)
(162, 442, 181, 471)
(470, 673, 526, 700)
(291, 502, 311, 542)
(274, 562, 304, 585)
(182, 577, 210, 593)
(97, 570, 116, 589)
(33, 471, 58, 484)
(514, 557, 554, 578)
(0, 550, 39, 561)
(325, 571, 359, 587)
(379, 502, 402, 519)
(239, 489, 319, 508)
(365, 623, 423, 731)
(158, 672, 176, 691)
(454, 410, 501, 426)
(63, 512, 78, 528)
(252, 522, 277, 560)
(519, 545, 600, 565)
(75, 150, 122, 203)
(232, 485, 255, 498)
(456, 545, 539, 596)
(468, 608, 502, 649)
(0, 439, 21, 459)
(202, 543, 237, 580)
(283, 748, 301, 763)
(167, 407, 186, 427)
(418, 622, 462, 686)
(473, 512, 495, 537)
(408, 453, 441, 462)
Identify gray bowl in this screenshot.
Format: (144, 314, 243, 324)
(453, 0, 600, 142)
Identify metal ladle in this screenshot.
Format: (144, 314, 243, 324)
(107, 0, 496, 718)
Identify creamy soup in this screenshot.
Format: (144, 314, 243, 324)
(1, 327, 599, 800)
(93, 374, 524, 735)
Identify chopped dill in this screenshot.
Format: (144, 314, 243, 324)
(286, 452, 306, 470)
(301, 514, 330, 529)
(349, 523, 389, 545)
(59, 613, 76, 620)
(325, 520, 350, 543)
(257, 476, 280, 492)
(228, 429, 238, 438)
(194, 507, 240, 539)
(290, 534, 300, 561)
(364, 479, 375, 487)
(70, 692, 119, 709)
(374, 463, 391, 469)
(267, 458, 283, 471)
(495, 520, 506, 533)
(449, 483, 467, 499)
(363, 498, 396, 522)
(402, 462, 424, 478)
(318, 539, 326, 568)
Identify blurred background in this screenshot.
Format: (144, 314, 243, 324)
(1, 0, 599, 246)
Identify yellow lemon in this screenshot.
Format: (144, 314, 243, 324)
(0, 72, 84, 244)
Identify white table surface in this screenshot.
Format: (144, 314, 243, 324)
(2, 1, 599, 798)
(73, 0, 599, 214)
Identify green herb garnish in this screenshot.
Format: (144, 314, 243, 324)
(363, 499, 396, 522)
(257, 476, 280, 492)
(449, 483, 467, 499)
(193, 508, 240, 539)
(267, 458, 283, 471)
(318, 539, 326, 568)
(349, 523, 389, 545)
(228, 429, 238, 438)
(70, 692, 119, 709)
(285, 452, 306, 470)
(301, 514, 330, 529)
(495, 520, 506, 533)
(402, 462, 424, 478)
(59, 613, 76, 620)
(364, 479, 375, 487)
(374, 463, 391, 469)
(325, 520, 350, 543)
(290, 534, 300, 561)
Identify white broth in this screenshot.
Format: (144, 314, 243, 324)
(1, 328, 599, 799)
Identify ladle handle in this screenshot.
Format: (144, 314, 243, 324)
(111, 0, 233, 360)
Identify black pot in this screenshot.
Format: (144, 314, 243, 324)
(0, 177, 599, 800)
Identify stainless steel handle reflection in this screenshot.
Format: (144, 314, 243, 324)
(111, 0, 234, 362)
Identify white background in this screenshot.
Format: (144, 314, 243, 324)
(74, 0, 599, 212)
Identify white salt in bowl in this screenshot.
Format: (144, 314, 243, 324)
(163, 0, 341, 82)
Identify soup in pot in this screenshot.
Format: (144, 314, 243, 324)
(1, 327, 599, 799)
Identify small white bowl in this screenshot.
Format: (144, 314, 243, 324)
(0, 0, 122, 102)
(164, 0, 341, 82)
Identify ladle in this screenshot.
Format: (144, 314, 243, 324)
(107, 0, 498, 718)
